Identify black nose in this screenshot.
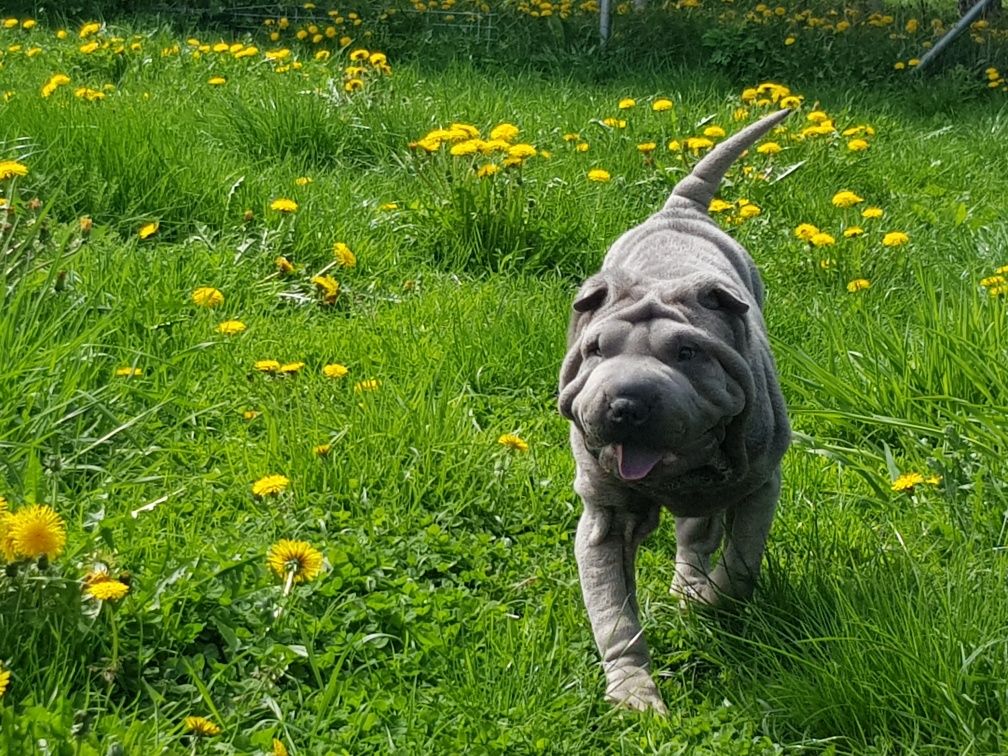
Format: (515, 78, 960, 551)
(607, 396, 649, 426)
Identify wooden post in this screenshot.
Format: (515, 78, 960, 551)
(600, 0, 611, 45)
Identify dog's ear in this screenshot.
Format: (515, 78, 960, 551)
(573, 275, 610, 313)
(698, 283, 749, 316)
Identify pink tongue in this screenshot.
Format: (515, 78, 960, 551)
(616, 444, 663, 481)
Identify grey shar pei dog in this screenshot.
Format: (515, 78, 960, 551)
(558, 109, 792, 714)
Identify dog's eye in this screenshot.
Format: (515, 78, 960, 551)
(585, 339, 602, 358)
(677, 345, 696, 361)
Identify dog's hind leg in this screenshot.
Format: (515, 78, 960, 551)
(670, 514, 726, 604)
(709, 469, 781, 602)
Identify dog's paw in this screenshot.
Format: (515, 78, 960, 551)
(672, 572, 751, 609)
(670, 578, 721, 609)
(605, 667, 668, 715)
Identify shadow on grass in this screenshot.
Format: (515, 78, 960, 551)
(650, 542, 1008, 753)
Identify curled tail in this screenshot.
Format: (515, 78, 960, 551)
(665, 108, 792, 215)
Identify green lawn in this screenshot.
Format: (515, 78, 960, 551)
(2, 3, 1008, 754)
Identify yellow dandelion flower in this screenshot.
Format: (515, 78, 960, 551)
(243, 410, 260, 421)
(703, 125, 726, 138)
(498, 433, 529, 452)
(756, 142, 781, 155)
(9, 504, 66, 560)
(349, 48, 370, 61)
(74, 87, 106, 102)
(562, 132, 580, 142)
(476, 164, 500, 178)
(450, 140, 480, 156)
(0, 160, 29, 181)
(794, 223, 820, 241)
(216, 320, 246, 335)
(322, 363, 349, 378)
(652, 98, 673, 112)
(685, 137, 714, 152)
(709, 199, 733, 213)
(191, 287, 224, 308)
(507, 143, 537, 159)
(279, 362, 304, 375)
(738, 203, 761, 219)
(295, 176, 313, 186)
(114, 366, 142, 377)
(807, 110, 829, 124)
(882, 231, 909, 247)
(576, 142, 590, 153)
(275, 256, 296, 274)
(995, 265, 1008, 275)
(343, 78, 364, 93)
(667, 140, 681, 152)
(784, 35, 796, 45)
(332, 242, 357, 267)
(831, 190, 864, 208)
(847, 138, 870, 152)
(138, 221, 159, 239)
(587, 168, 611, 183)
(354, 379, 380, 392)
(272, 738, 289, 756)
(207, 76, 226, 86)
(254, 360, 281, 373)
(891, 472, 925, 493)
(618, 97, 636, 109)
(991, 284, 1008, 298)
(862, 207, 884, 219)
(601, 117, 627, 129)
(847, 278, 871, 293)
(184, 716, 222, 737)
(980, 275, 1005, 288)
(0, 665, 9, 698)
(79, 21, 101, 37)
(313, 444, 332, 457)
(267, 539, 323, 583)
(311, 274, 340, 304)
(637, 142, 657, 154)
(843, 226, 864, 238)
(86, 578, 129, 601)
(270, 198, 298, 213)
(810, 232, 835, 247)
(488, 123, 519, 142)
(369, 52, 387, 66)
(252, 475, 290, 497)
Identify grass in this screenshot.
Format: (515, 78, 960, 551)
(1, 2, 1008, 754)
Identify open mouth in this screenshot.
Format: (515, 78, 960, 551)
(615, 443, 665, 481)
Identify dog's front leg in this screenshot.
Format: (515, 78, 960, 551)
(575, 501, 665, 714)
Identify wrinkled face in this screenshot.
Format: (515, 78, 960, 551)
(559, 286, 751, 484)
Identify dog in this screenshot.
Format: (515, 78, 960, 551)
(558, 109, 792, 714)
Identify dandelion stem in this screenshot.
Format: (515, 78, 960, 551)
(107, 601, 119, 688)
